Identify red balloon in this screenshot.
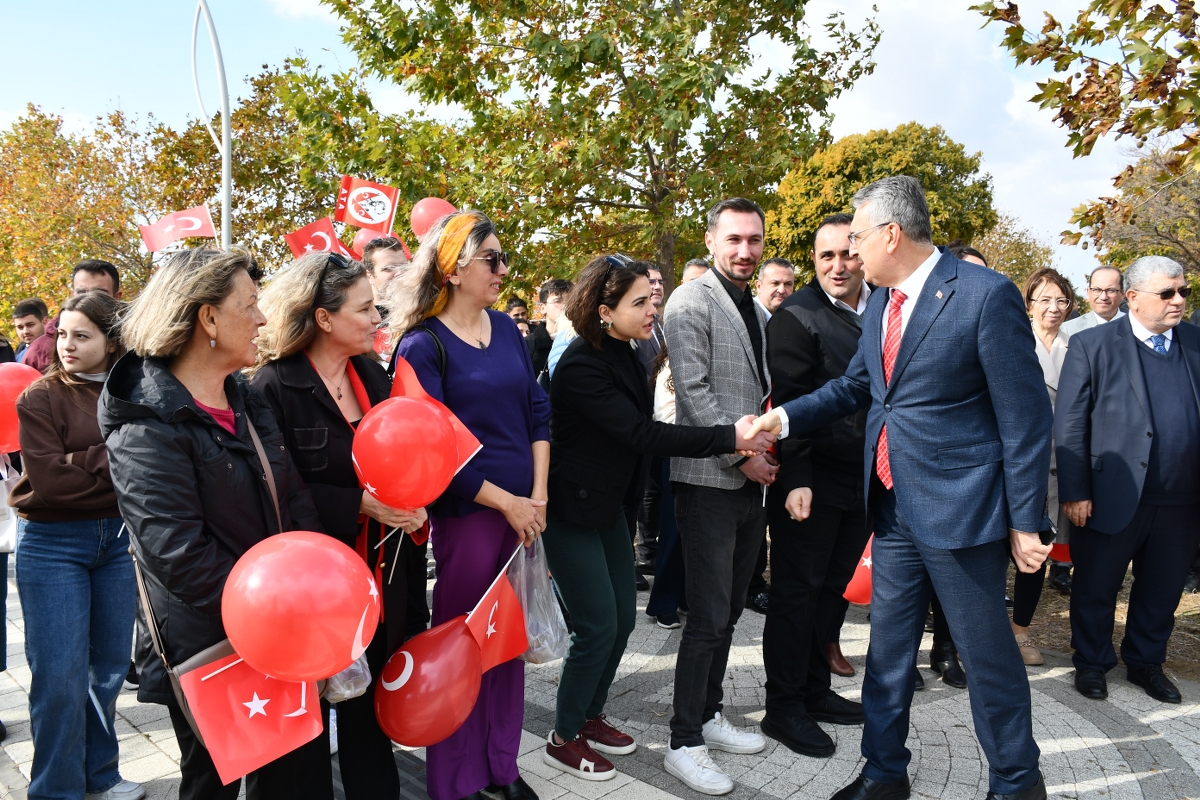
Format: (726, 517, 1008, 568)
(410, 197, 457, 240)
(843, 535, 874, 604)
(222, 531, 380, 682)
(1051, 542, 1071, 563)
(375, 615, 482, 747)
(352, 397, 458, 509)
(0, 362, 43, 452)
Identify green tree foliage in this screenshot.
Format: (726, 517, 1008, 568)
(971, 212, 1063, 291)
(297, 0, 880, 295)
(765, 123, 998, 282)
(975, 1, 1200, 169)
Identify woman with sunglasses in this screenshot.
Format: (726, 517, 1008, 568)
(538, 255, 773, 780)
(250, 252, 426, 800)
(387, 210, 549, 800)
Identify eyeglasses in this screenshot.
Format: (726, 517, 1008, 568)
(1088, 287, 1120, 296)
(1034, 297, 1071, 309)
(367, 237, 402, 251)
(471, 250, 510, 273)
(321, 252, 349, 283)
(847, 222, 889, 246)
(647, 278, 664, 286)
(603, 253, 633, 282)
(1144, 285, 1192, 301)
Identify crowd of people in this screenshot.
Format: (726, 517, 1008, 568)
(1, 175, 1197, 800)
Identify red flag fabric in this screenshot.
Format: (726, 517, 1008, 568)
(389, 355, 483, 473)
(334, 176, 400, 234)
(178, 653, 322, 785)
(284, 218, 354, 259)
(350, 227, 413, 260)
(465, 566, 528, 672)
(139, 204, 217, 252)
(843, 535, 873, 604)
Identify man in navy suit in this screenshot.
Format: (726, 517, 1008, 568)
(1055, 255, 1200, 705)
(746, 176, 1052, 800)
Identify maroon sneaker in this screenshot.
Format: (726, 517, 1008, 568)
(580, 714, 637, 755)
(542, 732, 615, 780)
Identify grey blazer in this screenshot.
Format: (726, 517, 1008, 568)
(1060, 310, 1125, 342)
(663, 268, 771, 490)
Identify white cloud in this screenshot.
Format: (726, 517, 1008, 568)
(800, 0, 1128, 288)
(265, 0, 338, 24)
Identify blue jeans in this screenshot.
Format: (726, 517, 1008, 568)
(16, 517, 136, 800)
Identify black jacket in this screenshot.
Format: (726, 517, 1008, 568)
(527, 322, 553, 376)
(549, 335, 735, 529)
(767, 279, 870, 503)
(99, 353, 323, 704)
(251, 351, 409, 656)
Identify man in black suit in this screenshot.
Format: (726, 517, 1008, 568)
(1056, 255, 1200, 705)
(635, 267, 668, 575)
(761, 213, 872, 757)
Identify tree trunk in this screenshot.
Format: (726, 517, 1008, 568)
(656, 228, 677, 298)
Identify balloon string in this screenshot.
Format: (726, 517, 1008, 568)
(387, 544, 402, 585)
(374, 526, 401, 550)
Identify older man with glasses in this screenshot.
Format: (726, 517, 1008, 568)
(1061, 266, 1125, 341)
(1056, 255, 1200, 706)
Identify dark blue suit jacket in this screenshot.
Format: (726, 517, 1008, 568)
(778, 249, 1052, 549)
(1054, 315, 1200, 534)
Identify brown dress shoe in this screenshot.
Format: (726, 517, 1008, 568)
(825, 643, 855, 677)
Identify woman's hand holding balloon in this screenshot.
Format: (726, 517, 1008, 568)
(362, 491, 428, 533)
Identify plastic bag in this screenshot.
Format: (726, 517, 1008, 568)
(507, 538, 569, 664)
(0, 454, 21, 554)
(321, 653, 372, 704)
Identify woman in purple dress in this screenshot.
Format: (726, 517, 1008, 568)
(388, 211, 549, 800)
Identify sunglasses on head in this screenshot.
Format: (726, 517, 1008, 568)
(473, 249, 510, 273)
(1146, 285, 1192, 301)
(603, 253, 634, 281)
(367, 237, 402, 250)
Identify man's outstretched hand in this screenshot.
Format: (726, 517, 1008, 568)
(734, 415, 776, 456)
(743, 410, 783, 440)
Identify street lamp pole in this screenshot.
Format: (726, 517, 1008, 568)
(191, 0, 232, 249)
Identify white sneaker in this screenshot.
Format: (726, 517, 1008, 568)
(85, 780, 145, 800)
(664, 742, 734, 795)
(329, 708, 339, 755)
(701, 712, 766, 754)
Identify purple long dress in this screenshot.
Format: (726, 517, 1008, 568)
(396, 311, 550, 800)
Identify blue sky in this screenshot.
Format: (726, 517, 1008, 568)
(2, 0, 1125, 288)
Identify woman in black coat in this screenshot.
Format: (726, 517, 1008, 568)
(538, 255, 773, 780)
(99, 249, 330, 799)
(251, 252, 425, 800)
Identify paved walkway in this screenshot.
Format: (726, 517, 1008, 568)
(2, 564, 1199, 800)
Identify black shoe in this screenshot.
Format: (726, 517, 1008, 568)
(1074, 668, 1107, 700)
(1127, 665, 1182, 704)
(924, 611, 934, 633)
(830, 773, 910, 800)
(805, 691, 864, 725)
(463, 794, 488, 800)
(635, 573, 650, 591)
(930, 644, 967, 689)
(1048, 563, 1072, 593)
(761, 713, 835, 757)
(0, 719, 6, 743)
(913, 667, 925, 692)
(746, 591, 769, 615)
(1184, 568, 1200, 595)
(123, 660, 139, 691)
(655, 612, 682, 629)
(427, 561, 437, 579)
(486, 778, 538, 800)
(985, 774, 1047, 800)
(1004, 594, 1014, 608)
(635, 558, 655, 575)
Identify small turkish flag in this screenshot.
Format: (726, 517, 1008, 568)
(465, 563, 528, 672)
(334, 176, 400, 234)
(284, 217, 354, 260)
(139, 204, 217, 252)
(843, 535, 873, 605)
(389, 355, 483, 475)
(179, 652, 322, 785)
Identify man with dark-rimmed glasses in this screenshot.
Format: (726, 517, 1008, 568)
(1061, 266, 1125, 342)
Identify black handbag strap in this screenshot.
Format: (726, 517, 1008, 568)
(389, 324, 447, 380)
(132, 556, 173, 671)
(245, 415, 283, 533)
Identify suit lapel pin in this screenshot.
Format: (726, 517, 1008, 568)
(936, 290, 943, 299)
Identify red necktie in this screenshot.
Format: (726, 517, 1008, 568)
(875, 289, 907, 490)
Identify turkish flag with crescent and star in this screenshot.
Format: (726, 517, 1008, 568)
(284, 217, 355, 260)
(334, 175, 400, 234)
(465, 562, 527, 672)
(139, 204, 218, 252)
(178, 653, 322, 785)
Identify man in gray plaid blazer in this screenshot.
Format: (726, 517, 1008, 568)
(661, 198, 776, 794)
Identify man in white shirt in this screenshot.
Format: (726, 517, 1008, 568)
(1061, 266, 1125, 341)
(754, 258, 797, 317)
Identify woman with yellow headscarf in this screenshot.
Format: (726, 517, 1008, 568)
(387, 210, 550, 800)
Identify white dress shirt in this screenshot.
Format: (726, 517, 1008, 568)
(879, 247, 940, 350)
(823, 282, 872, 315)
(1128, 313, 1174, 352)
